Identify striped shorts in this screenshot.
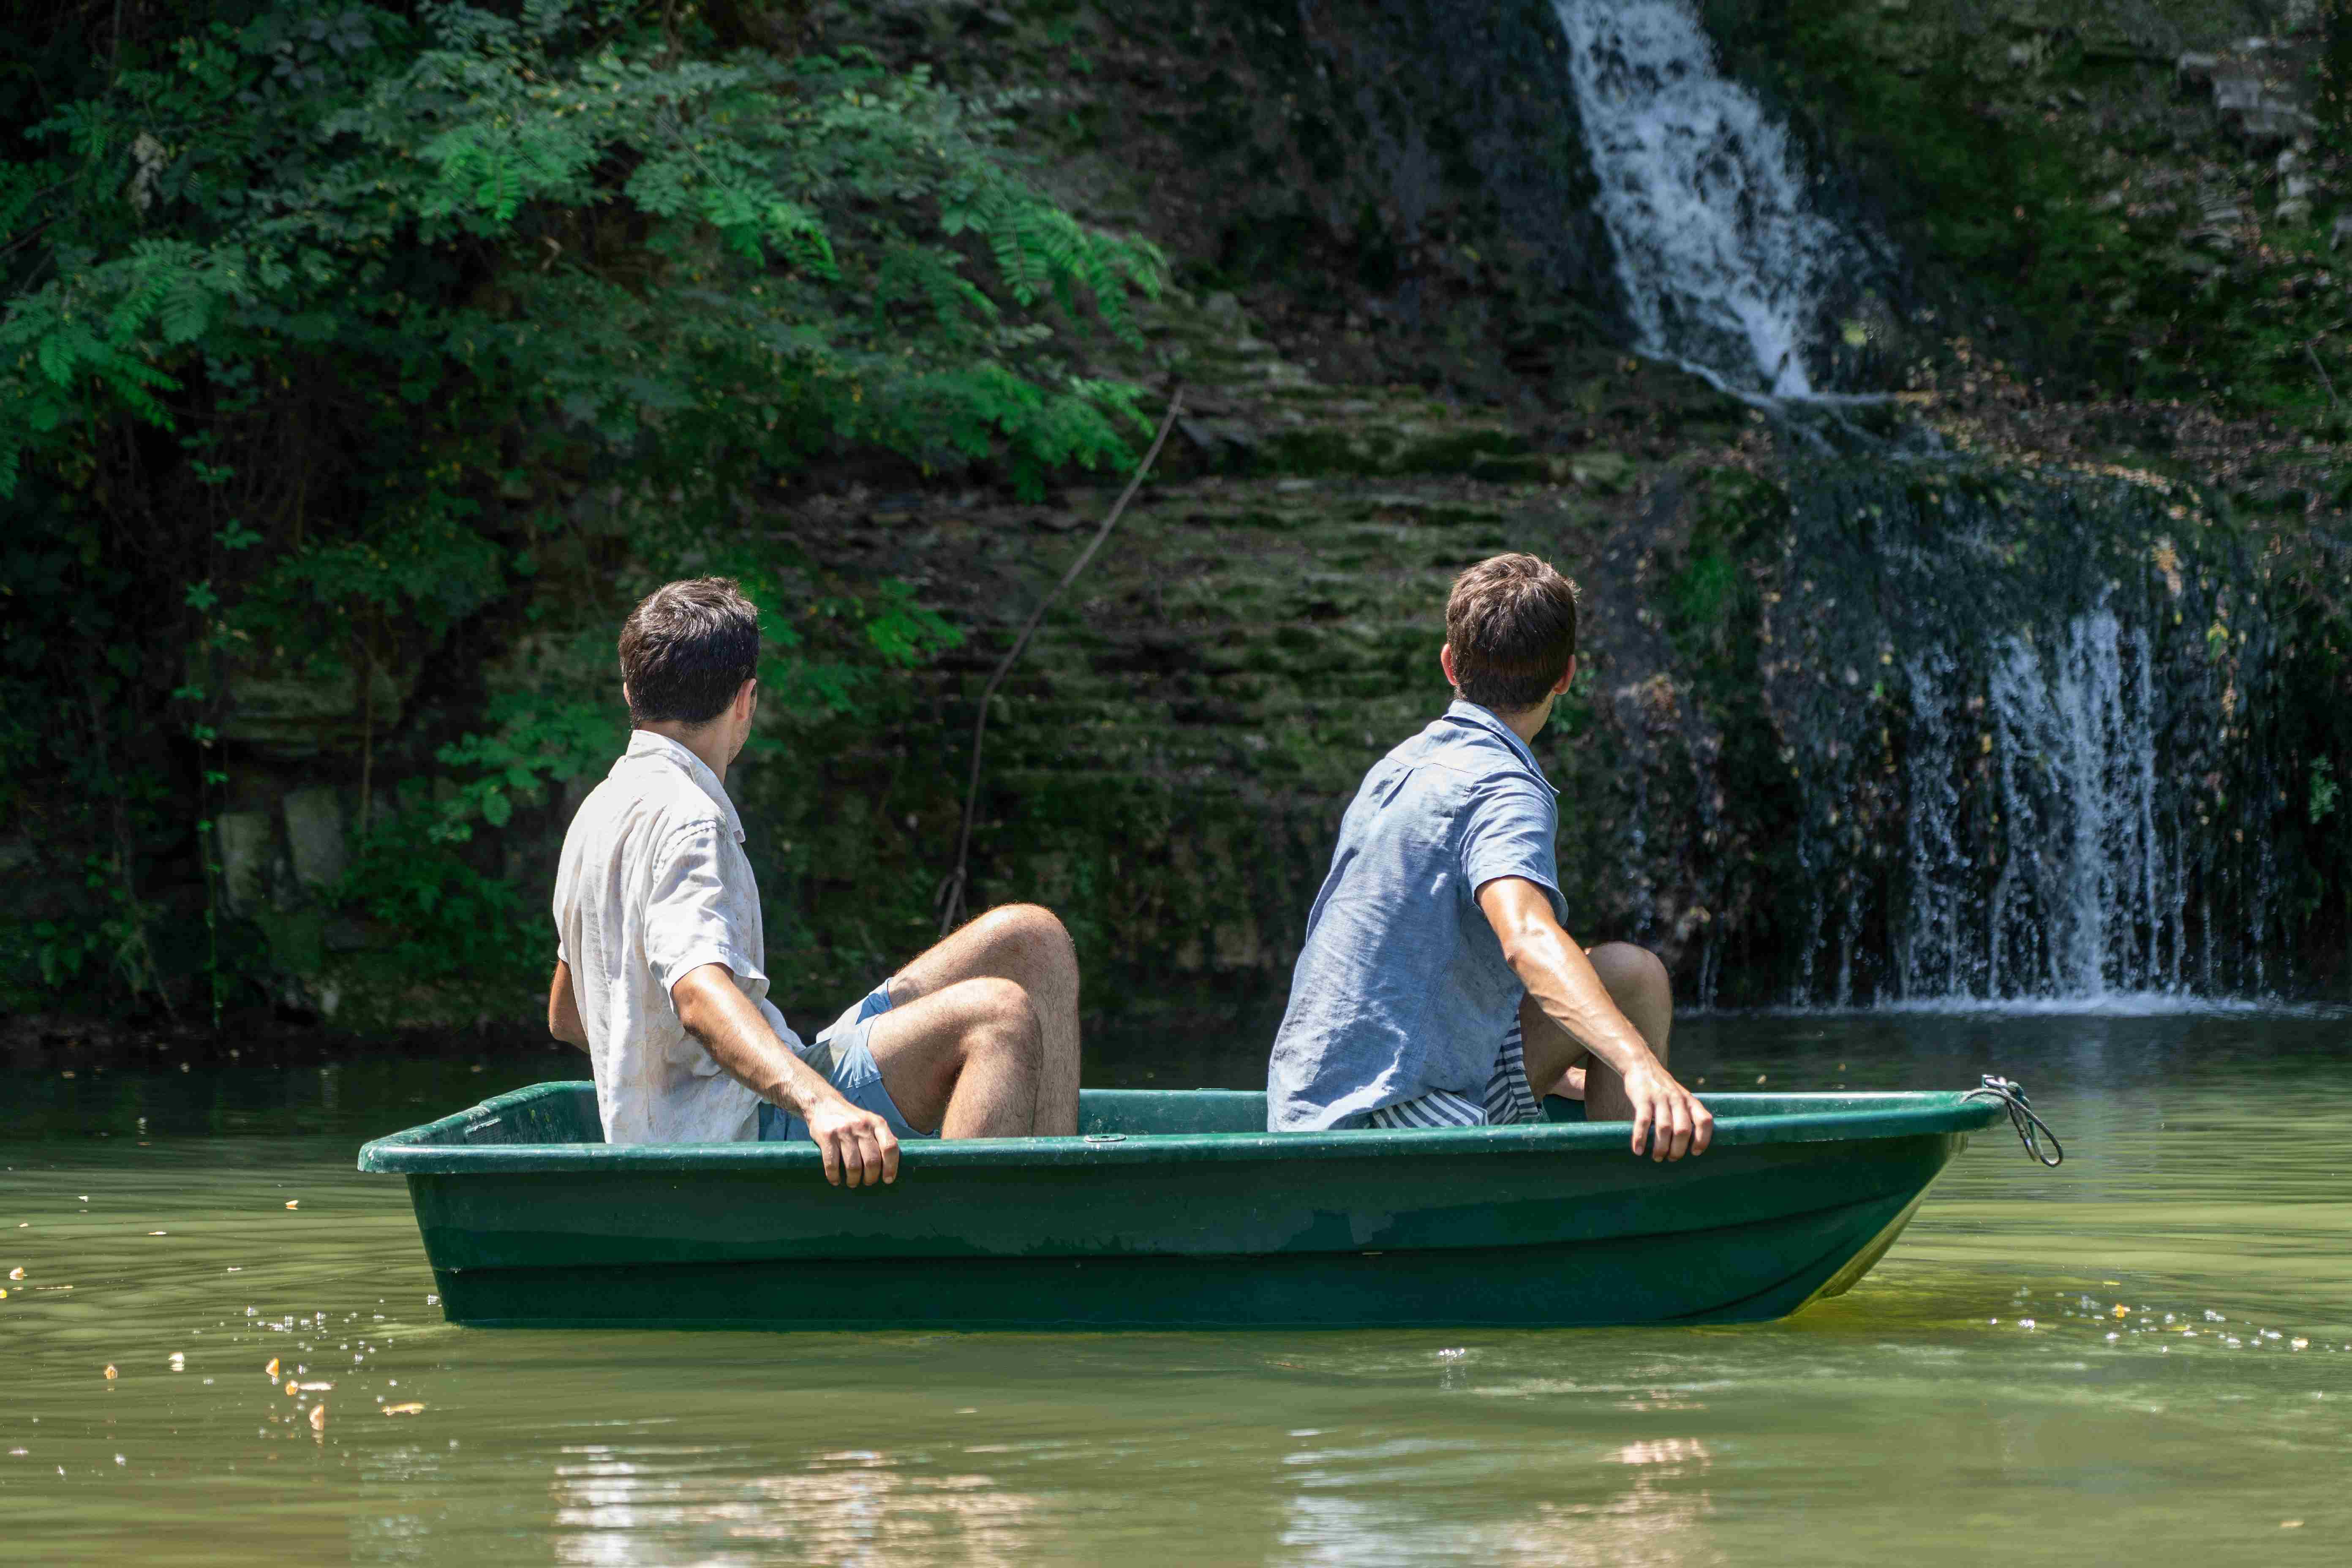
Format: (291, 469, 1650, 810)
(1365, 1018, 1542, 1129)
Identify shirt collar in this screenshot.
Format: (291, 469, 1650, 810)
(621, 729, 746, 842)
(1442, 698, 1557, 797)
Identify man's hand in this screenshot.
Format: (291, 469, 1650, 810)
(799, 1096, 901, 1188)
(1619, 1058, 1713, 1162)
(670, 962, 902, 1190)
(1476, 877, 1710, 1162)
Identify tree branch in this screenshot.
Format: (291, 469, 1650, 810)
(936, 389, 1184, 934)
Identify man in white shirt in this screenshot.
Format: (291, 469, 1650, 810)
(548, 577, 1081, 1185)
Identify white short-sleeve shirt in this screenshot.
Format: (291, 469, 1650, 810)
(553, 730, 802, 1144)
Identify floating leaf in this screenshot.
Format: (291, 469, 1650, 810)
(103, 1364, 118, 1379)
(284, 1201, 299, 1210)
(381, 1402, 426, 1416)
(265, 1357, 280, 1377)
(309, 1404, 327, 1431)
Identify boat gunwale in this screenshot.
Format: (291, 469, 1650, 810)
(357, 1083, 2001, 1175)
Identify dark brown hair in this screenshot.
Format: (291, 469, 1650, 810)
(1445, 553, 1580, 712)
(618, 577, 761, 726)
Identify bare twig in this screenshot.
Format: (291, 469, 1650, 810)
(936, 390, 1184, 935)
(2308, 342, 2340, 411)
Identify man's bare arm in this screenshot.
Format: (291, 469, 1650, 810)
(548, 961, 588, 1049)
(668, 963, 899, 1188)
(1475, 877, 1712, 1160)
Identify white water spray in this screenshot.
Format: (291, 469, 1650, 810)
(1899, 610, 2189, 1003)
(1551, 0, 1855, 397)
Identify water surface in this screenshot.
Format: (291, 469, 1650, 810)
(4, 1012, 2348, 1564)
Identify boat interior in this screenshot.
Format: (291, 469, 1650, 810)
(417, 1085, 1348, 1146)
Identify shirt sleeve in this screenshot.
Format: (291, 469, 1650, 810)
(1459, 777, 1567, 922)
(551, 852, 572, 968)
(642, 821, 768, 1000)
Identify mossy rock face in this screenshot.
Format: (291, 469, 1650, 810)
(1569, 451, 1634, 492)
(1389, 428, 1533, 474)
(707, 448, 1756, 1012)
(1259, 427, 1399, 475)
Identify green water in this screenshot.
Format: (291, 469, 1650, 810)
(4, 1011, 2348, 1565)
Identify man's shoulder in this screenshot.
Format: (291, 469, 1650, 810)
(567, 758, 727, 849)
(1370, 723, 1546, 806)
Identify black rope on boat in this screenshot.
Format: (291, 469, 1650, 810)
(1965, 1075, 2065, 1167)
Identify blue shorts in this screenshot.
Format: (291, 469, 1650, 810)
(756, 982, 936, 1143)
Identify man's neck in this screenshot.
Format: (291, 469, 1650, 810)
(1466, 697, 1550, 745)
(639, 721, 731, 784)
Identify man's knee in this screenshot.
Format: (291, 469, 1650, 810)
(1587, 942, 1671, 1048)
(974, 903, 1078, 982)
(1588, 940, 1667, 994)
(958, 975, 1043, 1064)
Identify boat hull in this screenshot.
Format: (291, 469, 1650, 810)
(363, 1086, 1992, 1331)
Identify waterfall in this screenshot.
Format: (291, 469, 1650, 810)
(1900, 610, 2186, 1002)
(1761, 461, 2278, 1008)
(1528, 1, 2285, 1003)
(1551, 0, 1858, 397)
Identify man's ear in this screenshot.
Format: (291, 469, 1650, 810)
(735, 677, 759, 722)
(1549, 656, 1577, 698)
(1439, 642, 1458, 690)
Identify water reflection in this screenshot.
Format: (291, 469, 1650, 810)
(1514, 1439, 1717, 1568)
(1275, 1435, 1718, 1568)
(550, 1446, 1045, 1566)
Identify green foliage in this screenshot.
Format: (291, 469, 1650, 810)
(335, 787, 545, 987)
(745, 573, 964, 730)
(2319, 0, 2352, 154)
(425, 687, 627, 843)
(1756, 0, 2340, 414)
(4, 2, 1163, 505)
(1, 0, 1162, 1018)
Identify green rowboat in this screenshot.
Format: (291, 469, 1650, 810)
(357, 1083, 2007, 1330)
(353, 1086, 2004, 1335)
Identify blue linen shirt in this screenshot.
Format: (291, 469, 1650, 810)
(1266, 700, 1567, 1131)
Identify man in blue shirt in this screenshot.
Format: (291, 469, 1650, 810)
(1267, 553, 1711, 1160)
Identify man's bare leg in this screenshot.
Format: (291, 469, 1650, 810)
(863, 977, 1042, 1138)
(884, 904, 1081, 1134)
(1518, 941, 1674, 1120)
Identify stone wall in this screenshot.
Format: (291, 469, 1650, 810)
(716, 287, 1772, 1015)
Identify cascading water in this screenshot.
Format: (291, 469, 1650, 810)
(1550, 0, 1859, 397)
(1761, 462, 2281, 1007)
(1533, 0, 2286, 1003)
(1903, 611, 2181, 1001)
